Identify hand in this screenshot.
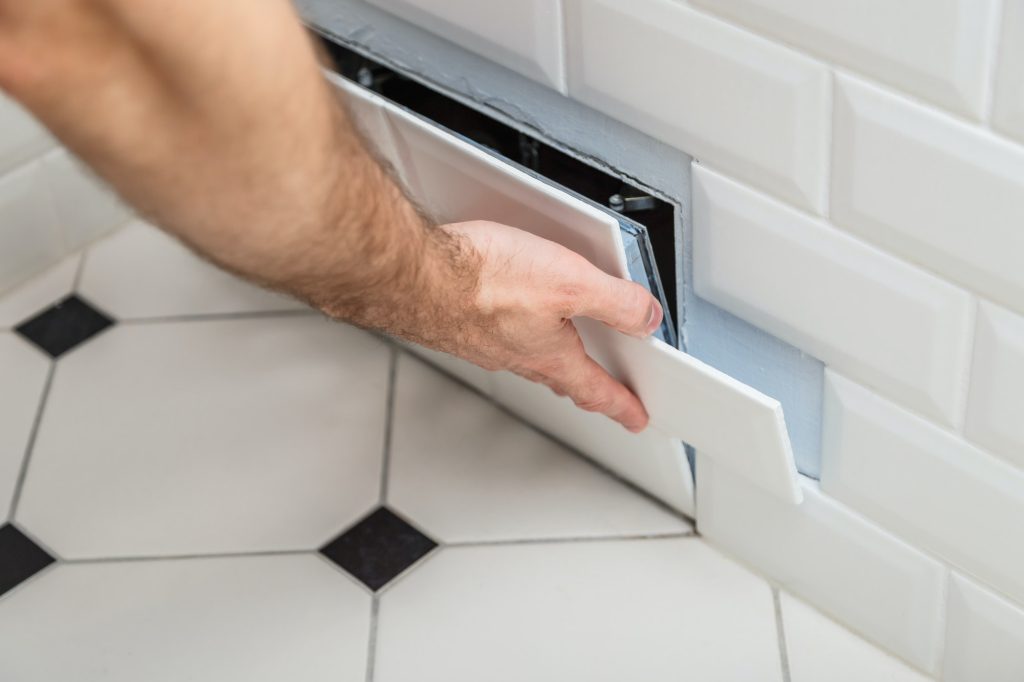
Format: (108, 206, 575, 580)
(432, 220, 663, 433)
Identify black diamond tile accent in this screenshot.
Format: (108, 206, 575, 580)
(15, 295, 114, 358)
(0, 524, 55, 597)
(320, 507, 437, 591)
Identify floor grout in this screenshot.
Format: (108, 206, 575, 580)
(117, 308, 320, 325)
(7, 362, 56, 521)
(365, 594, 380, 682)
(444, 530, 695, 549)
(378, 346, 399, 505)
(62, 547, 313, 565)
(773, 587, 793, 682)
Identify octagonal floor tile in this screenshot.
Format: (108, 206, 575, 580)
(375, 537, 782, 681)
(78, 222, 305, 319)
(0, 554, 370, 681)
(0, 334, 49, 519)
(17, 317, 388, 558)
(387, 354, 690, 542)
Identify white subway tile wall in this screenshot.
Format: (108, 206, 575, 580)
(965, 303, 1024, 469)
(563, 0, 830, 212)
(689, 0, 999, 119)
(692, 165, 973, 427)
(0, 94, 129, 295)
(366, 0, 567, 92)
(944, 574, 1024, 682)
(822, 371, 1024, 605)
(993, 0, 1024, 142)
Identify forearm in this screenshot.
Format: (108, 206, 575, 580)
(0, 0, 470, 334)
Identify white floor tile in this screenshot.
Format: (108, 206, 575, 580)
(782, 592, 931, 681)
(0, 254, 79, 329)
(17, 317, 388, 558)
(0, 555, 371, 682)
(375, 538, 782, 682)
(0, 334, 49, 519)
(387, 355, 689, 542)
(78, 221, 305, 319)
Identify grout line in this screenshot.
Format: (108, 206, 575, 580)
(118, 309, 320, 325)
(378, 346, 399, 504)
(445, 531, 694, 549)
(62, 547, 312, 565)
(365, 595, 380, 682)
(7, 362, 56, 520)
(773, 587, 793, 682)
(980, 0, 1007, 124)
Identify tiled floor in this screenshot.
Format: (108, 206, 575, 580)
(0, 222, 932, 680)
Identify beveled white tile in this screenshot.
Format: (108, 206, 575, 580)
(0, 161, 64, 294)
(564, 0, 830, 212)
(832, 74, 1024, 316)
(693, 164, 974, 427)
(0, 95, 53, 175)
(385, 104, 630, 279)
(376, 538, 781, 681)
(782, 592, 932, 682)
(17, 317, 387, 558)
(490, 369, 694, 515)
(697, 454, 946, 674)
(388, 355, 689, 542)
(366, 0, 566, 91)
(78, 221, 304, 319)
(944, 573, 1024, 682)
(0, 334, 50, 519)
(40, 149, 130, 252)
(691, 0, 998, 118)
(327, 72, 405, 174)
(822, 370, 1024, 606)
(0, 555, 370, 681)
(965, 303, 1024, 470)
(0, 254, 79, 329)
(993, 0, 1024, 142)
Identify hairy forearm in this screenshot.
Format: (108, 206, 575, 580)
(0, 0, 473, 335)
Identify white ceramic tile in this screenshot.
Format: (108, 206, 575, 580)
(490, 368, 694, 515)
(0, 94, 53, 175)
(693, 164, 974, 428)
(388, 355, 690, 542)
(397, 342, 494, 395)
(0, 254, 79, 329)
(0, 555, 370, 681)
(782, 592, 932, 682)
(387, 96, 798, 504)
(17, 318, 387, 558)
(78, 221, 304, 319)
(0, 334, 50, 519)
(366, 0, 565, 91)
(0, 161, 64, 294)
(821, 370, 1024, 606)
(944, 573, 1024, 682)
(832, 74, 1024, 316)
(326, 72, 405, 174)
(965, 303, 1024, 470)
(564, 0, 829, 212)
(691, 0, 997, 118)
(376, 538, 782, 681)
(41, 148, 131, 252)
(993, 0, 1024, 141)
(697, 455, 946, 674)
(385, 104, 631, 280)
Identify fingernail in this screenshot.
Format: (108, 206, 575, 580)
(644, 301, 662, 336)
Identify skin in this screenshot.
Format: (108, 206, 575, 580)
(0, 0, 662, 431)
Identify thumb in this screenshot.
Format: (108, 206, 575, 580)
(573, 270, 663, 338)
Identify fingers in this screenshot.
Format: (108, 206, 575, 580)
(532, 326, 650, 432)
(570, 267, 663, 338)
